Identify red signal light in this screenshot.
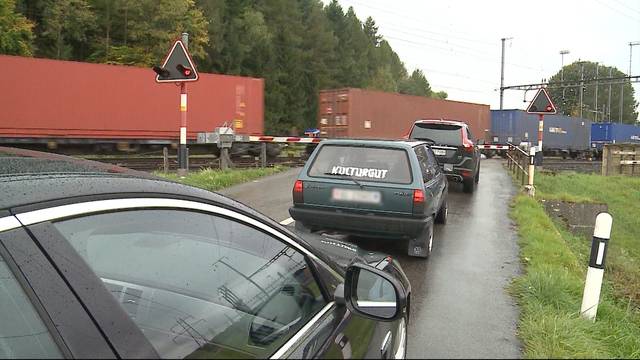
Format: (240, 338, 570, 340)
(294, 180, 303, 193)
(176, 64, 192, 77)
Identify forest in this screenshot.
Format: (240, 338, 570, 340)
(2, 0, 448, 133)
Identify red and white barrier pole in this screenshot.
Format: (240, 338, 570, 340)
(580, 213, 613, 321)
(177, 32, 189, 176)
(537, 114, 544, 152)
(178, 83, 188, 176)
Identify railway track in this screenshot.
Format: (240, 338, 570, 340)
(539, 158, 602, 173)
(81, 155, 307, 172)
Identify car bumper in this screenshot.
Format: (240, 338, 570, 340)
(289, 206, 430, 238)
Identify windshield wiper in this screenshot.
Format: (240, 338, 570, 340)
(415, 137, 436, 144)
(324, 172, 364, 188)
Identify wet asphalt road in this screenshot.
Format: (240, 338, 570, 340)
(219, 159, 522, 358)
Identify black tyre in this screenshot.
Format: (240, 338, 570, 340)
(407, 223, 433, 259)
(294, 221, 312, 233)
(475, 167, 480, 184)
(435, 200, 448, 224)
(463, 177, 475, 193)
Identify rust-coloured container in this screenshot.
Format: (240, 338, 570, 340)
(0, 55, 264, 142)
(318, 88, 491, 141)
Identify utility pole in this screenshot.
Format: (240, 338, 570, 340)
(608, 67, 612, 122)
(580, 61, 584, 119)
(627, 41, 640, 124)
(594, 62, 599, 122)
(560, 50, 570, 108)
(500, 37, 512, 110)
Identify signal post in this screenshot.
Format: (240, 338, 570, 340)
(153, 33, 199, 176)
(524, 88, 557, 197)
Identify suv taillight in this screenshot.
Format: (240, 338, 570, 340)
(293, 180, 304, 203)
(464, 143, 474, 153)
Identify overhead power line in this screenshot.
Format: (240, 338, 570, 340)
(501, 75, 640, 91)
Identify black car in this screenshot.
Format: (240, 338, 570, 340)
(408, 119, 481, 193)
(289, 139, 448, 259)
(0, 147, 411, 359)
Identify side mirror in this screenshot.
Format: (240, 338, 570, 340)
(343, 263, 407, 321)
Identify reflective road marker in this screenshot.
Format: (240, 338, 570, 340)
(580, 212, 613, 321)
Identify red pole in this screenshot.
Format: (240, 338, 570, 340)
(178, 82, 188, 175)
(538, 114, 544, 152)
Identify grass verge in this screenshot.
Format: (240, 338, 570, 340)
(510, 171, 640, 358)
(155, 166, 287, 192)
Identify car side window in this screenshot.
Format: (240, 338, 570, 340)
(52, 209, 327, 359)
(414, 146, 434, 182)
(466, 127, 475, 143)
(424, 146, 441, 175)
(0, 250, 62, 358)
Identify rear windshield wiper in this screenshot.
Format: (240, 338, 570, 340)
(415, 137, 436, 144)
(324, 172, 364, 188)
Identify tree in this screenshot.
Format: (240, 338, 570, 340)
(0, 0, 34, 56)
(88, 0, 209, 66)
(547, 61, 638, 123)
(433, 91, 448, 100)
(363, 16, 381, 47)
(39, 0, 96, 59)
(368, 65, 397, 92)
(399, 69, 432, 97)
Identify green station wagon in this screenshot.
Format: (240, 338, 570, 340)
(289, 139, 449, 259)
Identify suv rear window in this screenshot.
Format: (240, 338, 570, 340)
(410, 123, 463, 146)
(308, 145, 412, 184)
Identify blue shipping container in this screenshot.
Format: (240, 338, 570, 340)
(490, 110, 591, 151)
(591, 123, 640, 149)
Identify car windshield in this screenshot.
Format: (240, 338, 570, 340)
(410, 124, 463, 146)
(308, 145, 412, 184)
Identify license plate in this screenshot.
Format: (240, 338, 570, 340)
(432, 149, 446, 156)
(444, 164, 453, 171)
(332, 188, 381, 204)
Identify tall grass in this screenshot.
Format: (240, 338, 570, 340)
(511, 172, 640, 358)
(155, 166, 287, 192)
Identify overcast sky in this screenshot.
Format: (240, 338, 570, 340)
(328, 0, 640, 115)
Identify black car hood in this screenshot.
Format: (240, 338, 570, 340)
(290, 229, 388, 270)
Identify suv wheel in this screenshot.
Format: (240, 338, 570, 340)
(408, 223, 433, 259)
(435, 200, 448, 224)
(463, 177, 475, 193)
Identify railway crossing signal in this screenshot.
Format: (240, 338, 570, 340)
(526, 88, 556, 115)
(153, 39, 198, 83)
(154, 34, 196, 176)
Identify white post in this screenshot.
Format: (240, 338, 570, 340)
(525, 146, 536, 197)
(580, 213, 613, 321)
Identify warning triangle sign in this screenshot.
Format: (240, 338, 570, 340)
(154, 40, 199, 83)
(526, 88, 556, 114)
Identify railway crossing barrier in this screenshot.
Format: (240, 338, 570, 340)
(197, 128, 324, 169)
(506, 144, 541, 197)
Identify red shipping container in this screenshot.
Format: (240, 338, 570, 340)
(0, 55, 264, 142)
(318, 88, 491, 142)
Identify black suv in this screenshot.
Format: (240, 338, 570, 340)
(408, 119, 480, 193)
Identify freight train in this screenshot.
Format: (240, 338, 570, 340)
(313, 90, 640, 160)
(0, 55, 281, 157)
(486, 110, 640, 159)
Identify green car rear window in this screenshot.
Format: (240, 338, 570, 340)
(308, 145, 412, 184)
